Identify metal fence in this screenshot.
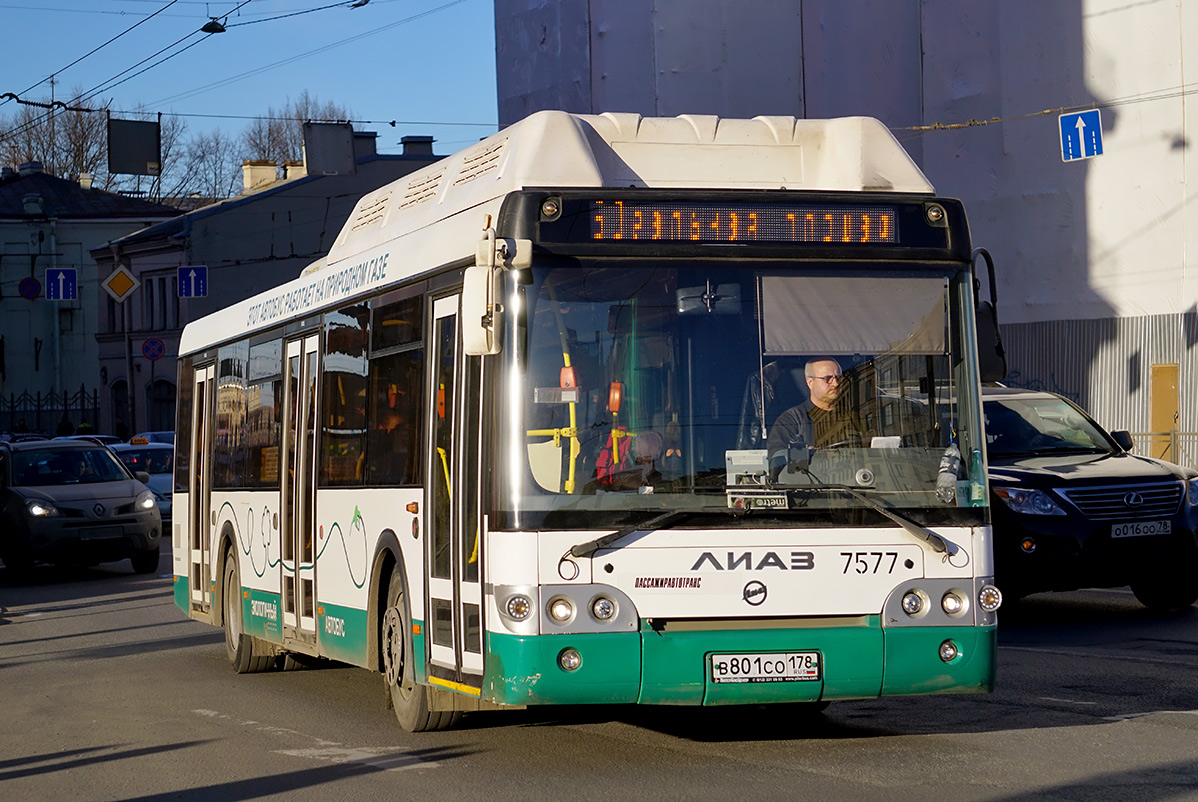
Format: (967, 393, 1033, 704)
(0, 385, 101, 436)
(1128, 431, 1198, 470)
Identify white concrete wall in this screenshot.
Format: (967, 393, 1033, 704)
(494, 0, 1198, 428)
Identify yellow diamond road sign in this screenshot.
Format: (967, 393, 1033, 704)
(103, 265, 140, 303)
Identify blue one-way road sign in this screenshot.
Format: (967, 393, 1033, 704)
(45, 268, 77, 301)
(1060, 110, 1103, 162)
(178, 265, 208, 298)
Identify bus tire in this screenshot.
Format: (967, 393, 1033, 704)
(382, 570, 460, 732)
(223, 553, 272, 674)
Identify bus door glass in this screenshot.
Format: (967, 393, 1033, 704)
(282, 334, 320, 641)
(190, 363, 215, 610)
(427, 295, 484, 680)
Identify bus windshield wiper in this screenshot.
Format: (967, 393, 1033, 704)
(568, 508, 744, 559)
(782, 481, 951, 554)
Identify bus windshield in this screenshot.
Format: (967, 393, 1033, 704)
(506, 258, 985, 529)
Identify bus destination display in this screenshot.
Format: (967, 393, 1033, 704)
(588, 200, 898, 244)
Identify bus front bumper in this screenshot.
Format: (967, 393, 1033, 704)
(483, 617, 996, 707)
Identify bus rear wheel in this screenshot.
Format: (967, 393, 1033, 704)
(223, 553, 272, 673)
(382, 571, 460, 732)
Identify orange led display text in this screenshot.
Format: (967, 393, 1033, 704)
(588, 201, 898, 244)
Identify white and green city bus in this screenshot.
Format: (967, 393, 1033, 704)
(174, 111, 1002, 731)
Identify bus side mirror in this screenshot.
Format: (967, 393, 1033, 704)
(463, 233, 531, 357)
(462, 265, 503, 356)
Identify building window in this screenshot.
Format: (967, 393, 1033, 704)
(143, 272, 180, 331)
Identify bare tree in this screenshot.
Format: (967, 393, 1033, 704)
(2, 89, 354, 207)
(186, 127, 243, 201)
(242, 90, 353, 170)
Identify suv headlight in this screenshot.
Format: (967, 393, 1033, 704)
(1187, 478, 1198, 507)
(27, 500, 60, 517)
(135, 490, 158, 511)
(994, 486, 1066, 515)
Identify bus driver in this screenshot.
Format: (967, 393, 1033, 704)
(766, 357, 866, 474)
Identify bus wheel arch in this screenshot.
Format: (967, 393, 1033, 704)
(368, 530, 405, 672)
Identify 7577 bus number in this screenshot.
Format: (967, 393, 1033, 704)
(841, 551, 901, 574)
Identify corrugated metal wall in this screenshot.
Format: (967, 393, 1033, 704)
(1000, 312, 1198, 433)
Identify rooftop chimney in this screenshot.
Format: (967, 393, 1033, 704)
(352, 131, 378, 161)
(401, 136, 435, 156)
(79, 172, 93, 190)
(241, 160, 278, 193)
(284, 160, 306, 181)
(18, 161, 43, 176)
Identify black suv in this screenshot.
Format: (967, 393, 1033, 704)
(0, 439, 162, 573)
(984, 386, 1198, 610)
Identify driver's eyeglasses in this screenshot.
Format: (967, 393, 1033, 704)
(812, 374, 842, 384)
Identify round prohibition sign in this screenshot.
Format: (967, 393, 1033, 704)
(142, 337, 166, 361)
(18, 276, 41, 300)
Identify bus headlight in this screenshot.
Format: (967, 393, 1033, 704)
(504, 594, 532, 621)
(941, 591, 966, 616)
(901, 590, 925, 616)
(591, 596, 616, 621)
(978, 584, 1003, 612)
(548, 597, 575, 623)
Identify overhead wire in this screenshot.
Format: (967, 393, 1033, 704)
(0, 0, 181, 110)
(148, 0, 468, 107)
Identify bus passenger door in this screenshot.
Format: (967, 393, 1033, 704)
(282, 334, 320, 644)
(190, 363, 215, 612)
(427, 295, 485, 691)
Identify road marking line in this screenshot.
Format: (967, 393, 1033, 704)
(192, 709, 437, 771)
(275, 747, 438, 772)
(1038, 696, 1098, 706)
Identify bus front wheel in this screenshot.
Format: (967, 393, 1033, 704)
(223, 553, 272, 674)
(382, 570, 460, 732)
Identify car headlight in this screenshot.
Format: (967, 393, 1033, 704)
(993, 486, 1066, 515)
(27, 500, 60, 517)
(135, 490, 158, 511)
(1188, 478, 1198, 507)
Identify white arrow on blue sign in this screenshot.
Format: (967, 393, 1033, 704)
(178, 265, 208, 298)
(1060, 109, 1103, 162)
(45, 268, 77, 301)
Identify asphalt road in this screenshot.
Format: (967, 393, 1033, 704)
(3, 550, 1198, 802)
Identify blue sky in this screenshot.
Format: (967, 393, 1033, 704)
(0, 0, 500, 157)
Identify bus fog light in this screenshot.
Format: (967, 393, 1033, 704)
(548, 597, 574, 623)
(591, 597, 616, 621)
(901, 591, 924, 616)
(504, 594, 532, 621)
(939, 640, 959, 662)
(941, 591, 965, 616)
(558, 648, 582, 671)
(978, 584, 1003, 612)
